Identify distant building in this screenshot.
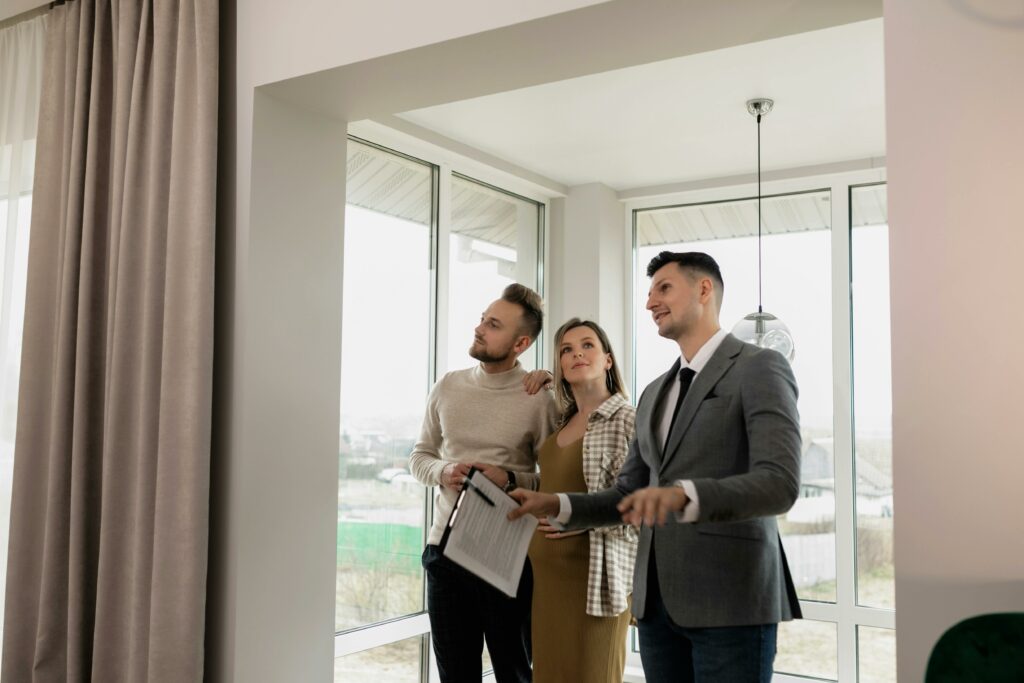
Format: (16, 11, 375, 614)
(788, 438, 893, 523)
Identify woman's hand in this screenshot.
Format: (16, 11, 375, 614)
(522, 369, 554, 395)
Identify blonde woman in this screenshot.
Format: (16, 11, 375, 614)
(527, 318, 637, 682)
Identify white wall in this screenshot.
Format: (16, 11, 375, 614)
(212, 89, 349, 683)
(885, 0, 1024, 679)
(243, 0, 608, 89)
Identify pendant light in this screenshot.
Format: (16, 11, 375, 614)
(730, 98, 796, 362)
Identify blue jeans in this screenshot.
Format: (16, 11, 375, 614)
(638, 557, 777, 683)
(422, 545, 533, 683)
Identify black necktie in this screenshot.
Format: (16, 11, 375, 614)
(668, 367, 697, 437)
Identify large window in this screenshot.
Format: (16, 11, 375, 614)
(446, 173, 542, 373)
(337, 140, 433, 638)
(630, 173, 893, 682)
(336, 138, 545, 679)
(0, 190, 31, 651)
(635, 190, 839, 675)
(0, 12, 46, 652)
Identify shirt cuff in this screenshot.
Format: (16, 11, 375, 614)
(673, 480, 700, 523)
(550, 493, 572, 529)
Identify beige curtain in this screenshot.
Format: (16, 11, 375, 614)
(2, 0, 218, 681)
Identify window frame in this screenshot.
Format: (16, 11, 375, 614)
(334, 132, 552, 683)
(623, 166, 893, 682)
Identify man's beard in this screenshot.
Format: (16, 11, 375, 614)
(469, 342, 514, 364)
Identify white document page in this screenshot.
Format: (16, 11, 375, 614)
(442, 470, 539, 597)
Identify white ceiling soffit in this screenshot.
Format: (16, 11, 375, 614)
(346, 141, 887, 249)
(396, 19, 885, 191)
(346, 141, 536, 248)
(637, 191, 830, 247)
(346, 141, 432, 225)
(636, 185, 887, 247)
(451, 175, 537, 248)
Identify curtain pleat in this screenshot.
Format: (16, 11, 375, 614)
(2, 1, 218, 681)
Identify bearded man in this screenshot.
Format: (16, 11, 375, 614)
(409, 283, 559, 683)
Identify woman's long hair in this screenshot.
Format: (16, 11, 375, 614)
(552, 318, 627, 425)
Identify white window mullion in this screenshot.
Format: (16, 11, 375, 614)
(798, 600, 839, 623)
(335, 136, 551, 683)
(422, 164, 454, 683)
(334, 614, 431, 658)
(831, 182, 857, 682)
(420, 163, 446, 683)
(851, 606, 895, 630)
(514, 197, 541, 368)
(434, 164, 454, 379)
(535, 203, 550, 367)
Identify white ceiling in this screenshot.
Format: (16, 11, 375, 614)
(396, 19, 886, 191)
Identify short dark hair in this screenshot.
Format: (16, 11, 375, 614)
(646, 251, 725, 306)
(501, 283, 544, 340)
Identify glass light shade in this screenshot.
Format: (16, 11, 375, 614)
(731, 311, 796, 362)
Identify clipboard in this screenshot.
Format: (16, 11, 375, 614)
(439, 467, 538, 597)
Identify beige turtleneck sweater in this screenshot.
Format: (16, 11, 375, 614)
(410, 361, 559, 545)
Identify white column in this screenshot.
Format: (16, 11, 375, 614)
(548, 183, 627, 362)
(219, 90, 346, 683)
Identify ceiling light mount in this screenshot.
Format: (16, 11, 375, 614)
(746, 98, 774, 118)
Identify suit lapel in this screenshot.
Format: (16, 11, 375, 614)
(659, 334, 742, 475)
(641, 359, 681, 472)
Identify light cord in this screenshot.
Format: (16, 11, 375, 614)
(757, 112, 763, 314)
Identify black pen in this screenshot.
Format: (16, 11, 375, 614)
(464, 477, 495, 507)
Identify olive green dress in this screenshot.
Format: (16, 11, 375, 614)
(529, 434, 631, 683)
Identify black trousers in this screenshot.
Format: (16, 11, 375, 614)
(422, 545, 533, 683)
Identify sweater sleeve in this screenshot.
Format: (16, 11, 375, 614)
(408, 378, 447, 486)
(517, 389, 560, 491)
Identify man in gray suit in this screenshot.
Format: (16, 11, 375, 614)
(510, 251, 801, 682)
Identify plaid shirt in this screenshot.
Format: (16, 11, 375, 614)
(581, 394, 638, 617)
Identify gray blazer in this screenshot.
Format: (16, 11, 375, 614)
(566, 333, 802, 627)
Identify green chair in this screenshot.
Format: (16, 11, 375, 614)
(925, 613, 1024, 683)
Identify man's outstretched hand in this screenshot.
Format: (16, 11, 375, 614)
(617, 486, 688, 527)
(507, 489, 560, 521)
